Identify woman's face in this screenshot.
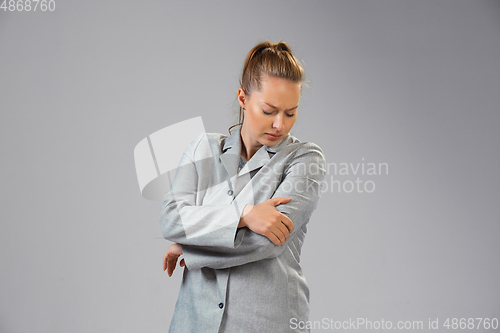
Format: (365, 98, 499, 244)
(238, 75, 301, 149)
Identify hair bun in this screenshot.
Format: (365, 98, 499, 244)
(274, 42, 291, 53)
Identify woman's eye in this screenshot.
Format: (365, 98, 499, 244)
(262, 110, 295, 117)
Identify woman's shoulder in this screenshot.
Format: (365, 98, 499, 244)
(182, 132, 228, 159)
(281, 134, 326, 178)
(279, 133, 325, 159)
(205, 132, 228, 151)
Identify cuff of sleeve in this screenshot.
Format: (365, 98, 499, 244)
(231, 203, 247, 248)
(209, 200, 247, 249)
(182, 202, 247, 271)
(182, 245, 202, 271)
(182, 244, 232, 271)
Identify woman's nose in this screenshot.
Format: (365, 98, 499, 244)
(273, 115, 285, 131)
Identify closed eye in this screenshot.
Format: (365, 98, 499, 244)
(262, 110, 296, 117)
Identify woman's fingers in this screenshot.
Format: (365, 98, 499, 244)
(272, 213, 294, 243)
(269, 222, 291, 245)
(267, 215, 295, 246)
(163, 243, 184, 277)
(276, 221, 290, 242)
(263, 225, 283, 245)
(165, 252, 179, 277)
(269, 198, 294, 234)
(163, 252, 170, 271)
(267, 231, 282, 246)
(243, 198, 296, 245)
(273, 213, 297, 245)
(166, 255, 178, 277)
(280, 214, 294, 234)
(273, 197, 291, 205)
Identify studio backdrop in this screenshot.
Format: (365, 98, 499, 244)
(1, 1, 499, 332)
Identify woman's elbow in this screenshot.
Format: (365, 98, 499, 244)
(158, 202, 181, 241)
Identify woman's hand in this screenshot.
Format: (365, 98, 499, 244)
(238, 197, 294, 246)
(163, 242, 185, 277)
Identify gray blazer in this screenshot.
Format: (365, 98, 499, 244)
(159, 124, 326, 333)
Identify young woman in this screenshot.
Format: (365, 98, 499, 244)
(159, 41, 326, 332)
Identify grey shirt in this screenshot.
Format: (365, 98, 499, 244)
(158, 124, 326, 332)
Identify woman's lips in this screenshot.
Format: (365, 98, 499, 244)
(265, 133, 282, 140)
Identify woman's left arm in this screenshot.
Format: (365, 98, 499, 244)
(179, 142, 327, 271)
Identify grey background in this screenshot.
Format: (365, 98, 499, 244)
(1, 0, 499, 332)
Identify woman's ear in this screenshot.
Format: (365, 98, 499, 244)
(237, 88, 246, 109)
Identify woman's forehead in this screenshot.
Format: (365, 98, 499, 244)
(254, 77, 301, 106)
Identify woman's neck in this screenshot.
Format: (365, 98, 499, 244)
(240, 126, 263, 161)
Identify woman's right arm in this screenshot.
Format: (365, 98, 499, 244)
(159, 133, 288, 249)
(179, 142, 326, 271)
(162, 199, 293, 277)
(158, 137, 243, 248)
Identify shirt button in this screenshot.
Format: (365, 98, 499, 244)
(219, 302, 224, 309)
(227, 190, 233, 196)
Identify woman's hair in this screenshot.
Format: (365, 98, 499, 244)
(228, 40, 304, 134)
